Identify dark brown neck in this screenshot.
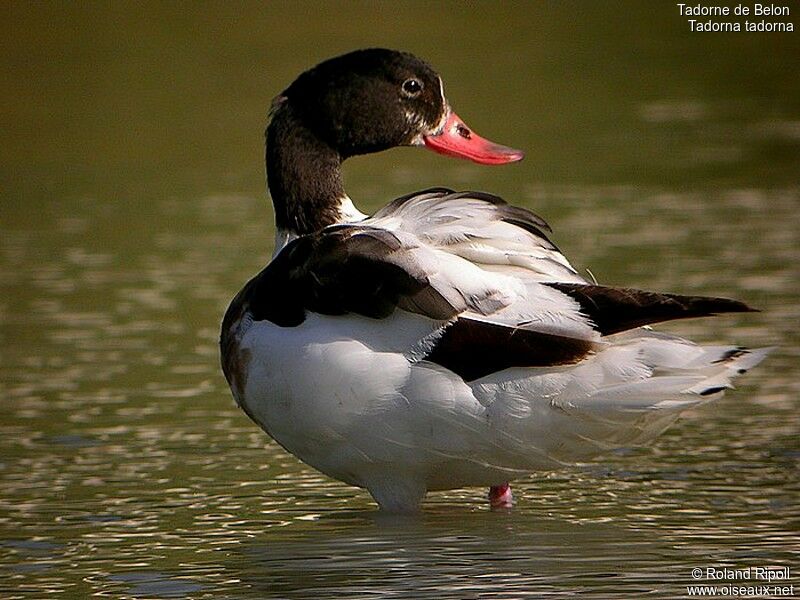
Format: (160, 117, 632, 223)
(266, 105, 346, 236)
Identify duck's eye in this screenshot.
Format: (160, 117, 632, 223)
(401, 78, 423, 98)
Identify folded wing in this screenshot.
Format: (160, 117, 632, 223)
(241, 189, 754, 381)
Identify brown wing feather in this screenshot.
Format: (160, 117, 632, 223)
(424, 318, 595, 381)
(544, 283, 756, 336)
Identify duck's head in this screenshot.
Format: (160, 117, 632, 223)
(274, 48, 524, 164)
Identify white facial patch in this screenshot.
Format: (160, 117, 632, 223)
(407, 77, 451, 146)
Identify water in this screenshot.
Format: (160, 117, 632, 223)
(1, 3, 798, 598)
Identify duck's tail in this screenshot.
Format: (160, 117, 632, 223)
(549, 331, 771, 451)
(479, 331, 771, 467)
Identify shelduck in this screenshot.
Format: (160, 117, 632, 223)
(221, 49, 768, 512)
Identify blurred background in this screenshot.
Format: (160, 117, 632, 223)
(1, 2, 798, 598)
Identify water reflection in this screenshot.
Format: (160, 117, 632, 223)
(217, 449, 798, 599)
(1, 181, 797, 598)
(238, 514, 643, 599)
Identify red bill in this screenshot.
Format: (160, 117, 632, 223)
(423, 111, 524, 165)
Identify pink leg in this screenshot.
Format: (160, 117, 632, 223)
(488, 482, 514, 508)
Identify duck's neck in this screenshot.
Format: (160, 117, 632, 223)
(266, 105, 362, 246)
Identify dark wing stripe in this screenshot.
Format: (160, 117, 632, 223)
(423, 318, 595, 382)
(375, 186, 456, 214)
(447, 190, 506, 205)
(497, 204, 553, 233)
(544, 283, 757, 336)
(500, 216, 556, 248)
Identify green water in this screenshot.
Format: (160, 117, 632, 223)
(1, 2, 798, 598)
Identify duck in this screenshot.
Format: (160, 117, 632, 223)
(220, 48, 768, 512)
